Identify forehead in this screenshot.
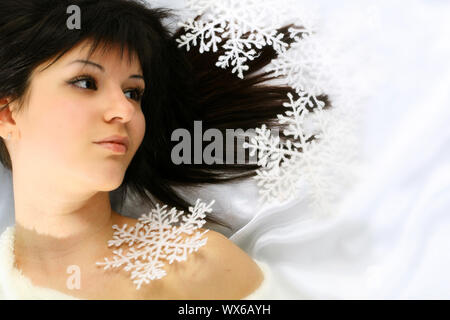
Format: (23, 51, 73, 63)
(75, 40, 140, 68)
(42, 39, 143, 74)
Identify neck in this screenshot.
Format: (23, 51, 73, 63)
(13, 191, 122, 275)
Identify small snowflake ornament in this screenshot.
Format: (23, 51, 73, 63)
(96, 199, 214, 290)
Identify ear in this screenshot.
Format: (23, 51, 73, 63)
(0, 97, 18, 117)
(0, 97, 17, 136)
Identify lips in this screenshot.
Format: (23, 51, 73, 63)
(95, 142, 127, 153)
(94, 135, 129, 152)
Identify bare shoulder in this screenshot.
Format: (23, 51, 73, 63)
(108, 213, 264, 299)
(171, 228, 265, 299)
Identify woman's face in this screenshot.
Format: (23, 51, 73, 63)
(9, 40, 146, 192)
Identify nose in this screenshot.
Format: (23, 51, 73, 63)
(104, 85, 136, 123)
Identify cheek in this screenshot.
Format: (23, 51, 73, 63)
(56, 98, 93, 139)
(131, 110, 146, 152)
(24, 96, 94, 165)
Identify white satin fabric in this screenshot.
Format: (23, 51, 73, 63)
(1, 0, 450, 299)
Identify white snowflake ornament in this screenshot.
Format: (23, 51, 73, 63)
(176, 0, 292, 79)
(96, 199, 214, 290)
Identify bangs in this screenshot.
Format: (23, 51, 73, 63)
(37, 0, 174, 78)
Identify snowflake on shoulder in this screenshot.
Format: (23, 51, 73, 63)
(96, 199, 214, 290)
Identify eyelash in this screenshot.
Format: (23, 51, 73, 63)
(67, 74, 145, 102)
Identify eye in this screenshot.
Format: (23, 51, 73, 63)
(124, 88, 145, 102)
(68, 75, 98, 90)
(67, 74, 144, 102)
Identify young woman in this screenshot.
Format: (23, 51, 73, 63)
(0, 0, 299, 299)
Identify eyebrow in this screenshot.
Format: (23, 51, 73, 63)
(67, 59, 145, 81)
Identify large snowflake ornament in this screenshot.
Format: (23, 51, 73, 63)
(96, 199, 214, 290)
(244, 88, 357, 214)
(176, 0, 299, 79)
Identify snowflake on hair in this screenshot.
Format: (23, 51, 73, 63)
(265, 28, 331, 96)
(244, 87, 358, 214)
(96, 199, 213, 290)
(176, 0, 295, 79)
(244, 91, 324, 202)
